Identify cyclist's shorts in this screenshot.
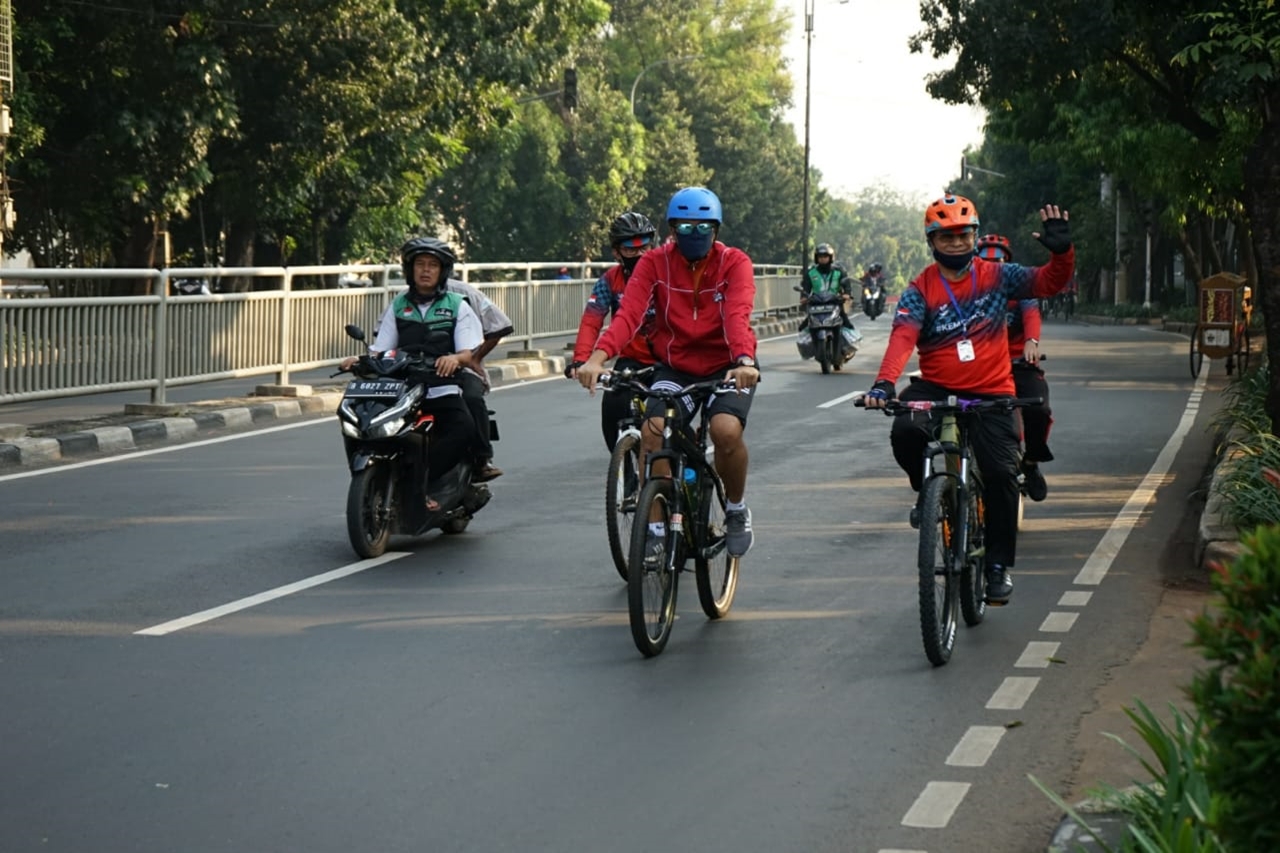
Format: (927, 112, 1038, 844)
(645, 365, 754, 428)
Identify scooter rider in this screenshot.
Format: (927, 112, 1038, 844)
(799, 243, 856, 331)
(442, 272, 513, 484)
(340, 237, 482, 508)
(977, 233, 1053, 502)
(862, 196, 1074, 606)
(565, 211, 659, 451)
(860, 262, 887, 316)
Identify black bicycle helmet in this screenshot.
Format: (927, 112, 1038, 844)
(608, 212, 657, 248)
(868, 262, 883, 275)
(400, 236, 457, 285)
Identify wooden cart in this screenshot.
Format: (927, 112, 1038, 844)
(1190, 272, 1252, 378)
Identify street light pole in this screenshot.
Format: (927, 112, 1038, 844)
(801, 0, 814, 266)
(630, 56, 699, 116)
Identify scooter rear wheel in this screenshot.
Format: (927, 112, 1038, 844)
(347, 465, 394, 558)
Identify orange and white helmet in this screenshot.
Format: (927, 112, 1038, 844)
(924, 195, 980, 235)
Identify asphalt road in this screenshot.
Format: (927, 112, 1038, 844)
(0, 319, 1219, 853)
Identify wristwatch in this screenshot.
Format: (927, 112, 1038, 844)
(735, 357, 757, 368)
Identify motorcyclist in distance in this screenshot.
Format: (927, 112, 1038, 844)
(799, 243, 856, 332)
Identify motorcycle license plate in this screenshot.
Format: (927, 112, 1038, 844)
(345, 378, 405, 398)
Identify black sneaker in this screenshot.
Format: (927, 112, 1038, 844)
(642, 532, 666, 571)
(725, 508, 754, 557)
(1022, 463, 1047, 502)
(909, 505, 921, 529)
(985, 565, 1013, 605)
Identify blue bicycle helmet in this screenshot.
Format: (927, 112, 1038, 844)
(666, 186, 722, 224)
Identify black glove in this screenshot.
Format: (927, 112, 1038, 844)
(1037, 217, 1072, 254)
(564, 360, 584, 380)
(867, 379, 897, 402)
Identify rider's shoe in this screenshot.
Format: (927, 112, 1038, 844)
(725, 508, 754, 557)
(1022, 462, 1047, 502)
(985, 565, 1014, 605)
(909, 504, 921, 529)
(642, 532, 666, 571)
(473, 461, 504, 483)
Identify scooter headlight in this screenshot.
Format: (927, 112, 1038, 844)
(368, 385, 424, 438)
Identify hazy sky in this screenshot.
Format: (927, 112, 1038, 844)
(779, 1, 987, 203)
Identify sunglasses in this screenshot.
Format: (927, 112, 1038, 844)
(673, 222, 715, 236)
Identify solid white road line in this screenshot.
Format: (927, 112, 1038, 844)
(134, 552, 411, 635)
(901, 781, 971, 828)
(1015, 641, 1061, 669)
(817, 390, 864, 409)
(946, 726, 1006, 767)
(1074, 374, 1207, 585)
(1039, 611, 1079, 633)
(1058, 590, 1093, 607)
(986, 676, 1040, 710)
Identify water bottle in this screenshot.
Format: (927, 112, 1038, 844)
(683, 466, 699, 512)
(683, 467, 697, 485)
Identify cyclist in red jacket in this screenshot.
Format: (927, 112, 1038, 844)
(863, 195, 1074, 605)
(977, 233, 1053, 502)
(576, 186, 760, 560)
(565, 211, 659, 450)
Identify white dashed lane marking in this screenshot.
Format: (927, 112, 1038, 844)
(986, 676, 1040, 710)
(1015, 641, 1061, 668)
(1058, 590, 1093, 607)
(901, 781, 971, 828)
(946, 726, 1006, 767)
(1039, 611, 1079, 633)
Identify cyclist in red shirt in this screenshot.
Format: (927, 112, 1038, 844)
(565, 211, 659, 450)
(576, 186, 760, 559)
(977, 233, 1053, 502)
(863, 196, 1074, 605)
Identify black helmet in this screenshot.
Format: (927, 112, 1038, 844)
(400, 236, 456, 286)
(868, 262, 883, 275)
(814, 243, 835, 265)
(608, 212, 657, 248)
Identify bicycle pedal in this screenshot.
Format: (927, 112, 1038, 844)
(984, 597, 1010, 607)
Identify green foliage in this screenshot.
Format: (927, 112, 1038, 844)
(1189, 522, 1280, 852)
(1210, 364, 1280, 529)
(815, 185, 933, 290)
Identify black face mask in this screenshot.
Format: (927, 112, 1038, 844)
(816, 260, 833, 273)
(932, 247, 975, 271)
(620, 254, 642, 276)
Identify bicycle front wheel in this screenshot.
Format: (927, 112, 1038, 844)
(917, 475, 959, 666)
(605, 431, 642, 581)
(627, 478, 680, 657)
(695, 473, 740, 619)
(959, 483, 987, 627)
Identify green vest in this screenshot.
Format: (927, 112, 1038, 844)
(807, 267, 842, 295)
(389, 290, 465, 358)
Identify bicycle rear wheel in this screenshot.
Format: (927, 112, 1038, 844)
(695, 473, 739, 619)
(1189, 327, 1204, 379)
(627, 478, 679, 657)
(605, 431, 641, 581)
(917, 475, 959, 666)
(959, 483, 987, 627)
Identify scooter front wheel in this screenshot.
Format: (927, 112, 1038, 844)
(347, 465, 394, 558)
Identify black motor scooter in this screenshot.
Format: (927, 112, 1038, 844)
(336, 325, 494, 558)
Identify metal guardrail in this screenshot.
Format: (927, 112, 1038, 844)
(1, 261, 801, 404)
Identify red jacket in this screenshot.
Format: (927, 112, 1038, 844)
(875, 249, 1073, 396)
(595, 242, 757, 375)
(1006, 298, 1043, 360)
(571, 265, 655, 365)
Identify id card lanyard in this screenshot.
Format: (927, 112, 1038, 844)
(939, 265, 978, 362)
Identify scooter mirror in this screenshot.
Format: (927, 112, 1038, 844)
(345, 324, 367, 342)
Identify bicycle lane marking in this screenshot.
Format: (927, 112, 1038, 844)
(881, 367, 1209, 849)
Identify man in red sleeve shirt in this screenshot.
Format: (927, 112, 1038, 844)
(576, 186, 760, 559)
(978, 233, 1054, 502)
(863, 196, 1074, 604)
(565, 211, 659, 450)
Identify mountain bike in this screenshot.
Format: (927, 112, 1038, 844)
(600, 368, 742, 658)
(604, 366, 656, 580)
(858, 394, 1042, 666)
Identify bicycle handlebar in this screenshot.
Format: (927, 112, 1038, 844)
(600, 366, 752, 397)
(853, 395, 1044, 415)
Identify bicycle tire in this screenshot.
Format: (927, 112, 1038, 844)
(695, 472, 740, 619)
(605, 431, 642, 581)
(917, 475, 958, 666)
(1189, 327, 1204, 379)
(959, 483, 987, 627)
(627, 478, 679, 657)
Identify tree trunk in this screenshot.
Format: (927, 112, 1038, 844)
(1243, 89, 1280, 434)
(224, 220, 256, 292)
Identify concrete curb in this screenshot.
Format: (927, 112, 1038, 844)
(0, 356, 565, 470)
